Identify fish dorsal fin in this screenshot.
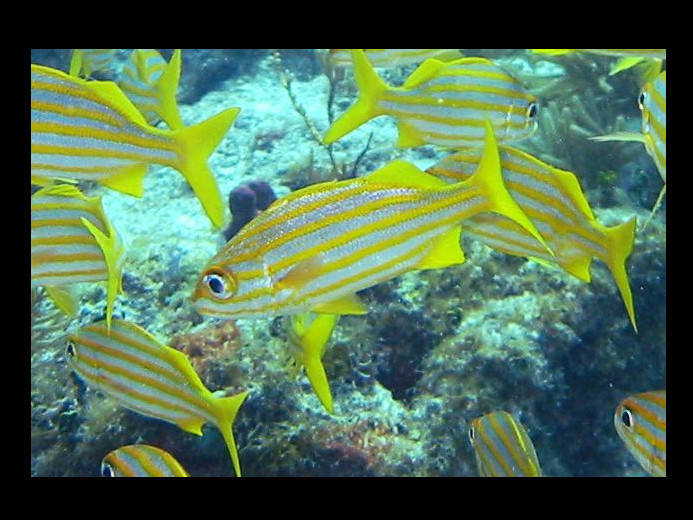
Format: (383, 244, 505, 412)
(551, 166, 595, 221)
(86, 80, 150, 127)
(418, 226, 466, 270)
(313, 293, 368, 315)
(403, 58, 448, 88)
(366, 159, 446, 188)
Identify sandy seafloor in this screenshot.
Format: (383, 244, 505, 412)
(31, 49, 665, 477)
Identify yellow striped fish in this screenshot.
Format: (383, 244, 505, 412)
(592, 70, 666, 224)
(193, 122, 549, 318)
(69, 49, 116, 78)
(31, 64, 239, 228)
(67, 319, 249, 477)
(469, 411, 542, 477)
(614, 390, 666, 477)
(531, 49, 666, 76)
(428, 146, 638, 331)
(101, 444, 189, 477)
(323, 49, 538, 148)
(31, 184, 124, 326)
(119, 49, 185, 130)
(287, 312, 339, 414)
(328, 49, 463, 68)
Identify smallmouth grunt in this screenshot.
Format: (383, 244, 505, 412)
(101, 444, 190, 477)
(328, 49, 463, 68)
(67, 319, 249, 477)
(69, 49, 116, 79)
(428, 146, 638, 331)
(469, 411, 542, 477)
(323, 49, 538, 148)
(193, 122, 550, 319)
(286, 312, 339, 414)
(31, 64, 239, 228)
(119, 49, 185, 130)
(31, 184, 124, 327)
(614, 390, 666, 477)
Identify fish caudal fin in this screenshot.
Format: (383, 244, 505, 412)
(299, 313, 338, 414)
(323, 49, 389, 145)
(157, 49, 185, 130)
(602, 217, 638, 332)
(215, 391, 249, 477)
(174, 107, 240, 228)
(463, 121, 551, 255)
(80, 217, 125, 330)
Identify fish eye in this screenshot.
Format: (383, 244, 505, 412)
(468, 426, 476, 446)
(638, 92, 646, 110)
(100, 462, 115, 477)
(66, 340, 76, 357)
(527, 102, 538, 119)
(620, 408, 634, 430)
(202, 267, 237, 299)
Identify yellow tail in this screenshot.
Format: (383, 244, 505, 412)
(602, 217, 638, 332)
(323, 49, 389, 144)
(174, 107, 240, 228)
(215, 390, 249, 477)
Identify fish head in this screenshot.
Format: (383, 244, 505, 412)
(505, 93, 539, 142)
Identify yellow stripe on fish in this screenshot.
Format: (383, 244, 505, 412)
(69, 49, 116, 79)
(31, 64, 239, 228)
(469, 411, 542, 477)
(119, 49, 185, 130)
(194, 122, 549, 319)
(287, 312, 339, 414)
(101, 444, 190, 477)
(67, 319, 249, 477)
(323, 50, 538, 148)
(427, 146, 638, 331)
(328, 49, 463, 68)
(614, 390, 666, 477)
(31, 184, 124, 327)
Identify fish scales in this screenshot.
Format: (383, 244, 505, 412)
(102, 445, 189, 477)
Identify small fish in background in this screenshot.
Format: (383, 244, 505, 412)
(323, 49, 538, 148)
(31, 64, 240, 228)
(223, 180, 278, 241)
(286, 312, 339, 414)
(101, 444, 189, 477)
(614, 390, 666, 477)
(531, 49, 666, 76)
(428, 146, 638, 331)
(67, 319, 249, 477)
(31, 184, 125, 327)
(69, 49, 116, 79)
(328, 49, 463, 68)
(591, 70, 666, 227)
(469, 411, 542, 477)
(119, 49, 185, 130)
(193, 122, 549, 319)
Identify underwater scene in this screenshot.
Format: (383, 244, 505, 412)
(31, 49, 666, 477)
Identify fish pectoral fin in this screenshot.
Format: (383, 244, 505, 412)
(101, 164, 149, 197)
(366, 159, 445, 188)
(418, 226, 466, 270)
(277, 256, 324, 292)
(396, 121, 427, 148)
(45, 286, 79, 317)
(313, 293, 368, 315)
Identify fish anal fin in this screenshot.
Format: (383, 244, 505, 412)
(45, 286, 79, 316)
(313, 293, 368, 315)
(101, 164, 148, 197)
(418, 226, 466, 270)
(396, 121, 427, 148)
(178, 416, 205, 436)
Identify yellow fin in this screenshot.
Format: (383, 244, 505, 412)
(402, 58, 448, 88)
(45, 286, 79, 316)
(86, 80, 150, 127)
(396, 120, 427, 148)
(177, 417, 205, 436)
(590, 132, 646, 144)
(609, 56, 645, 76)
(313, 293, 368, 315)
(642, 184, 666, 230)
(366, 159, 445, 188)
(69, 50, 83, 77)
(601, 217, 638, 332)
(531, 49, 575, 56)
(174, 107, 240, 228)
(214, 391, 250, 477)
(80, 217, 125, 330)
(278, 256, 324, 291)
(323, 49, 389, 145)
(157, 49, 185, 130)
(100, 163, 148, 197)
(559, 253, 593, 283)
(418, 226, 466, 270)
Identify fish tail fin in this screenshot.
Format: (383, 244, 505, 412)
(173, 107, 240, 228)
(602, 216, 638, 332)
(462, 121, 551, 255)
(642, 184, 666, 230)
(80, 217, 125, 330)
(157, 49, 185, 130)
(216, 391, 249, 477)
(323, 49, 388, 144)
(69, 49, 84, 77)
(300, 313, 338, 414)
